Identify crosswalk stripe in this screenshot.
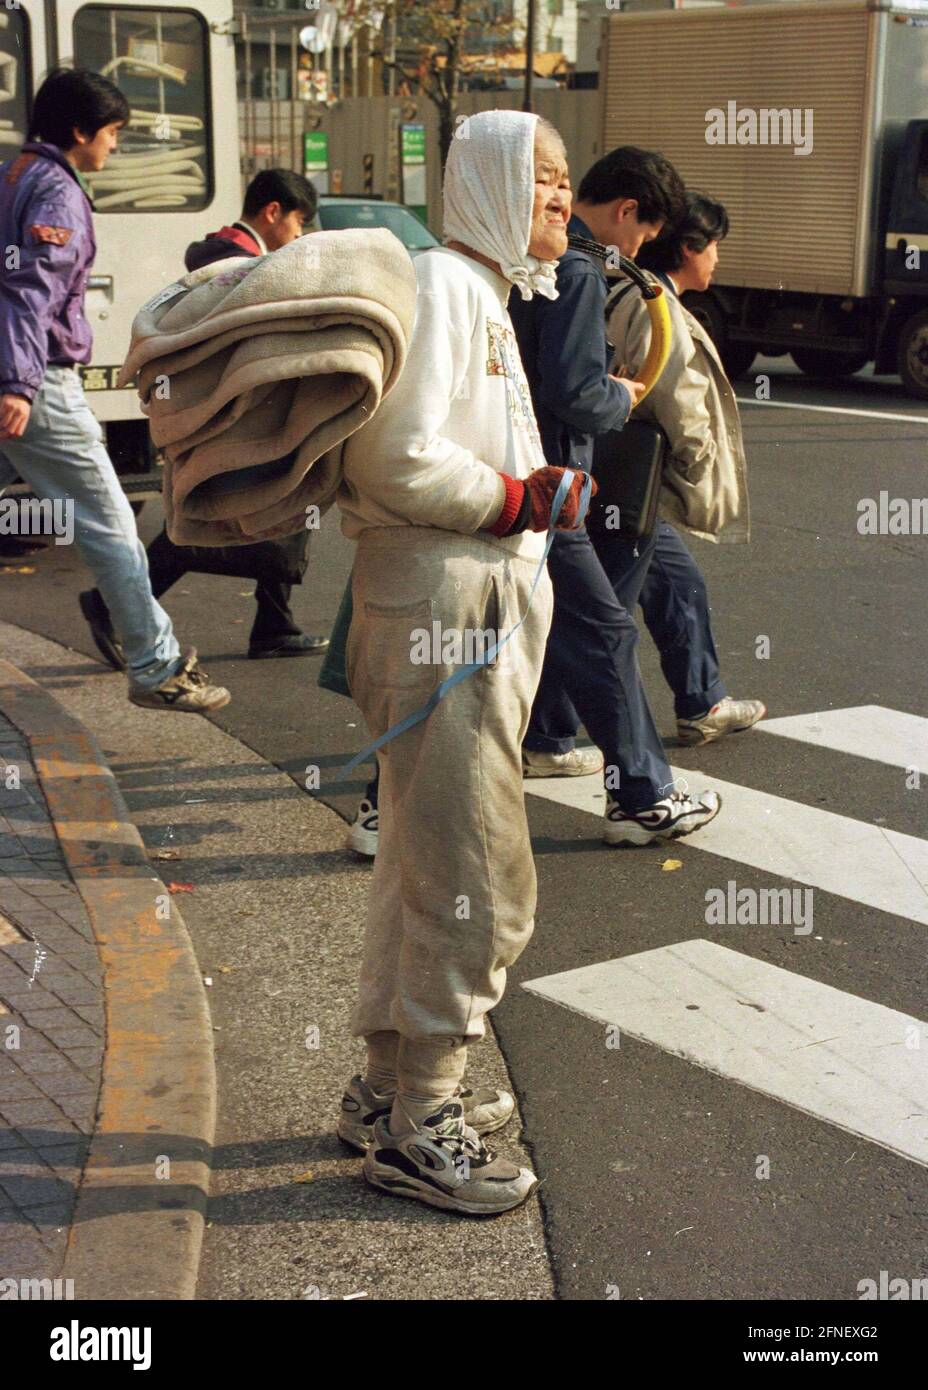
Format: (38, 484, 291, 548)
(525, 765, 928, 925)
(759, 705, 928, 774)
(522, 939, 928, 1167)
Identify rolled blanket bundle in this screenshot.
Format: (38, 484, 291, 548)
(119, 228, 418, 544)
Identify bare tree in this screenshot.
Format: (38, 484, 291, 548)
(363, 0, 519, 167)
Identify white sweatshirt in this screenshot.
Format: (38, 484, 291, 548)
(337, 246, 546, 561)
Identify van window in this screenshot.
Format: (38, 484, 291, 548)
(73, 5, 211, 212)
(0, 6, 31, 157)
(917, 130, 928, 204)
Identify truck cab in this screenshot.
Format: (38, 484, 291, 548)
(3, 0, 240, 501)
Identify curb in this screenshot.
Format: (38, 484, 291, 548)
(0, 660, 215, 1301)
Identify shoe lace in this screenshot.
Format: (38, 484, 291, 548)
(433, 1116, 486, 1164)
(180, 661, 210, 689)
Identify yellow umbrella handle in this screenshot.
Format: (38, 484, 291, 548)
(633, 282, 672, 407)
(566, 235, 675, 412)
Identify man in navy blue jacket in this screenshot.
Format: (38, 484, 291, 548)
(511, 146, 721, 845)
(0, 68, 229, 713)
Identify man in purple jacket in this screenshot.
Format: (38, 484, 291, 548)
(0, 68, 229, 713)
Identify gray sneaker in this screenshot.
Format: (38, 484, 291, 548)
(129, 647, 231, 714)
(522, 745, 604, 778)
(337, 1073, 514, 1152)
(362, 1099, 538, 1216)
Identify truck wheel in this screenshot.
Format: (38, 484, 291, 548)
(681, 291, 756, 379)
(720, 342, 758, 380)
(791, 347, 869, 380)
(897, 309, 928, 399)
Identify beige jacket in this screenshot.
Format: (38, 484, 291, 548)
(606, 275, 750, 544)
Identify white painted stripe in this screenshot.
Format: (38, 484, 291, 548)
(522, 939, 928, 1167)
(885, 231, 928, 251)
(760, 706, 928, 774)
(525, 767, 928, 925)
(735, 397, 928, 425)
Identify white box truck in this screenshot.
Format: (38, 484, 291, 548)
(4, 0, 240, 497)
(600, 0, 928, 394)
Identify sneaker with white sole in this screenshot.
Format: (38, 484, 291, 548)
(362, 1099, 538, 1216)
(677, 697, 767, 747)
(604, 789, 722, 846)
(348, 798, 379, 857)
(522, 746, 605, 778)
(128, 648, 230, 714)
(337, 1074, 514, 1152)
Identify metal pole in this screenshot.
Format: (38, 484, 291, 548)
(243, 11, 254, 177)
(291, 23, 298, 170)
(270, 26, 278, 165)
(523, 0, 536, 113)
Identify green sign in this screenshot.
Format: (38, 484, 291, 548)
(304, 130, 329, 193)
(401, 124, 426, 164)
(400, 123, 427, 226)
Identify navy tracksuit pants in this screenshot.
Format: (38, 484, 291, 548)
(522, 520, 726, 811)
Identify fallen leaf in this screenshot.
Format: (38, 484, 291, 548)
(293, 1170, 314, 1184)
(661, 859, 683, 872)
(167, 881, 194, 893)
(232, 619, 244, 624)
(218, 965, 233, 974)
(153, 848, 181, 861)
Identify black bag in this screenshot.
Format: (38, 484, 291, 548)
(590, 419, 667, 540)
(588, 280, 668, 541)
(174, 528, 310, 586)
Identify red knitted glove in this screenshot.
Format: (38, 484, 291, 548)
(488, 467, 597, 536)
(524, 466, 597, 531)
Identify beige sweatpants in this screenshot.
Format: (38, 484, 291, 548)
(347, 526, 553, 1044)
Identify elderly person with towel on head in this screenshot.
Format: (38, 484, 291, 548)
(334, 110, 587, 1216)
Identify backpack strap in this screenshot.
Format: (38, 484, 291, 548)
(604, 278, 636, 320)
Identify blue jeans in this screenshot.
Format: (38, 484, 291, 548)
(0, 366, 179, 689)
(636, 523, 727, 719)
(591, 519, 727, 719)
(522, 527, 673, 811)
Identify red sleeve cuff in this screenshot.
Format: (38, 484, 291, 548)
(487, 473, 526, 537)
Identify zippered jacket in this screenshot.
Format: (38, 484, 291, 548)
(0, 142, 96, 400)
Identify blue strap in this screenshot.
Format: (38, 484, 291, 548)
(337, 470, 592, 779)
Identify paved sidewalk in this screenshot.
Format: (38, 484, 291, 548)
(0, 621, 554, 1301)
(0, 712, 102, 1285)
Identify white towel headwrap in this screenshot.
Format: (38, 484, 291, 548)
(442, 109, 559, 302)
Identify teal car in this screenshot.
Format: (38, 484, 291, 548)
(314, 197, 439, 253)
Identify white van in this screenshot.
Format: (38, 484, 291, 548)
(4, 0, 240, 498)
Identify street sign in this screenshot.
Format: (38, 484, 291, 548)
(304, 130, 329, 194)
(400, 122, 427, 226)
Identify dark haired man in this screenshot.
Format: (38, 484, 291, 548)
(82, 167, 328, 662)
(511, 146, 721, 844)
(184, 167, 318, 272)
(604, 190, 764, 746)
(0, 69, 229, 712)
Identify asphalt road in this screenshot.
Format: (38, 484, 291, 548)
(2, 357, 927, 1300)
